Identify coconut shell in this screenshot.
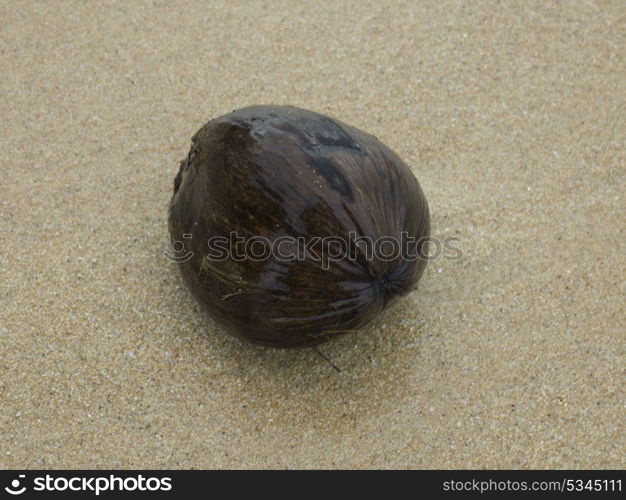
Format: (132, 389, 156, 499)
(169, 105, 430, 347)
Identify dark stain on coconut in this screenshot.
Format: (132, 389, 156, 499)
(169, 105, 430, 348)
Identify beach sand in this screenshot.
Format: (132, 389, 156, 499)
(1, 0, 624, 468)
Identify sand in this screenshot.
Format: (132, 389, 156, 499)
(1, 0, 624, 469)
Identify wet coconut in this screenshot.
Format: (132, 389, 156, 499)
(169, 105, 430, 347)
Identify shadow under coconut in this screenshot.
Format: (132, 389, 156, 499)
(169, 263, 431, 436)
